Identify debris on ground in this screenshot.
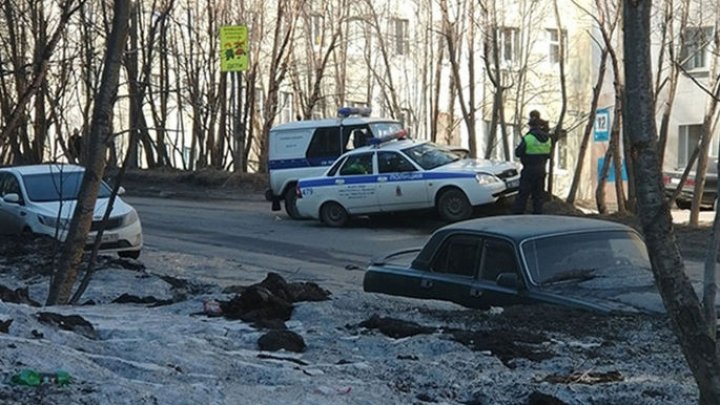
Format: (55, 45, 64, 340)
(10, 369, 72, 387)
(0, 319, 13, 333)
(36, 312, 96, 340)
(0, 285, 40, 307)
(111, 293, 174, 307)
(359, 314, 436, 338)
(528, 391, 569, 405)
(257, 330, 306, 353)
(541, 370, 624, 385)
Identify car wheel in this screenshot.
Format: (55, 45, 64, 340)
(675, 199, 691, 210)
(437, 188, 473, 222)
(320, 202, 349, 227)
(118, 250, 141, 260)
(284, 187, 302, 219)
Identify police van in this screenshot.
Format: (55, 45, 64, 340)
(295, 131, 521, 227)
(266, 107, 403, 218)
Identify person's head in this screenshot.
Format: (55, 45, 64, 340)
(528, 110, 542, 127)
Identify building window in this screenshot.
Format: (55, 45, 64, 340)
(391, 18, 409, 55)
(279, 91, 293, 123)
(498, 27, 519, 63)
(311, 14, 323, 46)
(678, 124, 702, 168)
(681, 27, 713, 70)
(546, 28, 567, 64)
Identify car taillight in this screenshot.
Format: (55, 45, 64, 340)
(662, 175, 670, 184)
(686, 178, 695, 186)
(296, 184, 302, 198)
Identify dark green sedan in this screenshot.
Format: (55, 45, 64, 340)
(363, 215, 658, 314)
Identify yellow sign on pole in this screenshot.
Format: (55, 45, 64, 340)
(220, 26, 248, 72)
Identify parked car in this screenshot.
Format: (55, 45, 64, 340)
(663, 157, 718, 209)
(0, 164, 143, 259)
(295, 133, 520, 226)
(364, 215, 657, 314)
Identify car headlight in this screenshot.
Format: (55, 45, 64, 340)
(121, 209, 139, 226)
(38, 214, 69, 229)
(475, 173, 501, 185)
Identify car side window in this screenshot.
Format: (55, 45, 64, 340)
(3, 174, 20, 195)
(307, 127, 342, 160)
(342, 125, 371, 152)
(430, 234, 482, 278)
(480, 239, 519, 283)
(378, 151, 416, 174)
(339, 153, 374, 176)
(327, 157, 347, 177)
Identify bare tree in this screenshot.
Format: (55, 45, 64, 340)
(624, 1, 720, 402)
(47, 0, 130, 305)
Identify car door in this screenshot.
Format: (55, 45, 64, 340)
(333, 152, 380, 214)
(469, 237, 534, 308)
(0, 173, 26, 234)
(426, 233, 484, 308)
(375, 151, 429, 212)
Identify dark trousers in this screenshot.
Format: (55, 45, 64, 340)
(512, 167, 546, 214)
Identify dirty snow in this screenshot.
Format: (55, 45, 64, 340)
(0, 247, 699, 405)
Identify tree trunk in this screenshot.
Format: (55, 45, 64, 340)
(624, 2, 720, 403)
(567, 48, 608, 204)
(47, 0, 130, 306)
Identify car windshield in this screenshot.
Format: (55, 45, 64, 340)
(23, 171, 112, 202)
(369, 122, 403, 137)
(522, 230, 651, 286)
(401, 143, 461, 170)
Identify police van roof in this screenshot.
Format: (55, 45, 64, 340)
(345, 139, 420, 154)
(271, 117, 399, 131)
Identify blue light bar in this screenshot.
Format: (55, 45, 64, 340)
(338, 107, 372, 118)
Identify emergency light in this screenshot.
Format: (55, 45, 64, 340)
(369, 129, 408, 146)
(337, 106, 372, 118)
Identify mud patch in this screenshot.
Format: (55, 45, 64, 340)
(111, 294, 174, 307)
(36, 312, 96, 339)
(359, 314, 436, 338)
(257, 330, 306, 353)
(448, 328, 552, 367)
(0, 285, 40, 307)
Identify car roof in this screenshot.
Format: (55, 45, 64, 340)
(271, 117, 400, 131)
(0, 163, 85, 176)
(440, 215, 635, 241)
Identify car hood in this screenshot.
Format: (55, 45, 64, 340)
(433, 159, 519, 175)
(30, 197, 133, 220)
(539, 268, 664, 313)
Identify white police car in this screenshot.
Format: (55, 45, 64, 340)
(295, 131, 520, 227)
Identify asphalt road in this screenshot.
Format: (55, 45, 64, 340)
(125, 195, 435, 278)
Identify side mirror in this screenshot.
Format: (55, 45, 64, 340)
(117, 186, 126, 196)
(3, 193, 21, 204)
(496, 273, 520, 289)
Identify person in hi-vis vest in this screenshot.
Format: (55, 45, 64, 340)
(512, 110, 552, 214)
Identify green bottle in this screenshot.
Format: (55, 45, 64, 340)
(11, 369, 72, 386)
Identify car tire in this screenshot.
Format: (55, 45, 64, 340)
(284, 187, 302, 219)
(320, 202, 349, 227)
(118, 250, 141, 260)
(675, 199, 691, 210)
(437, 188, 473, 222)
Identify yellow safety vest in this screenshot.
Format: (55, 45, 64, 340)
(525, 133, 551, 155)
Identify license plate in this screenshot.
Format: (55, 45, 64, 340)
(87, 233, 119, 244)
(670, 178, 680, 185)
(506, 179, 519, 189)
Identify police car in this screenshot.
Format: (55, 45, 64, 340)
(295, 131, 521, 227)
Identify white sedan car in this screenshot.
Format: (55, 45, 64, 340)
(0, 164, 143, 258)
(295, 137, 520, 227)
